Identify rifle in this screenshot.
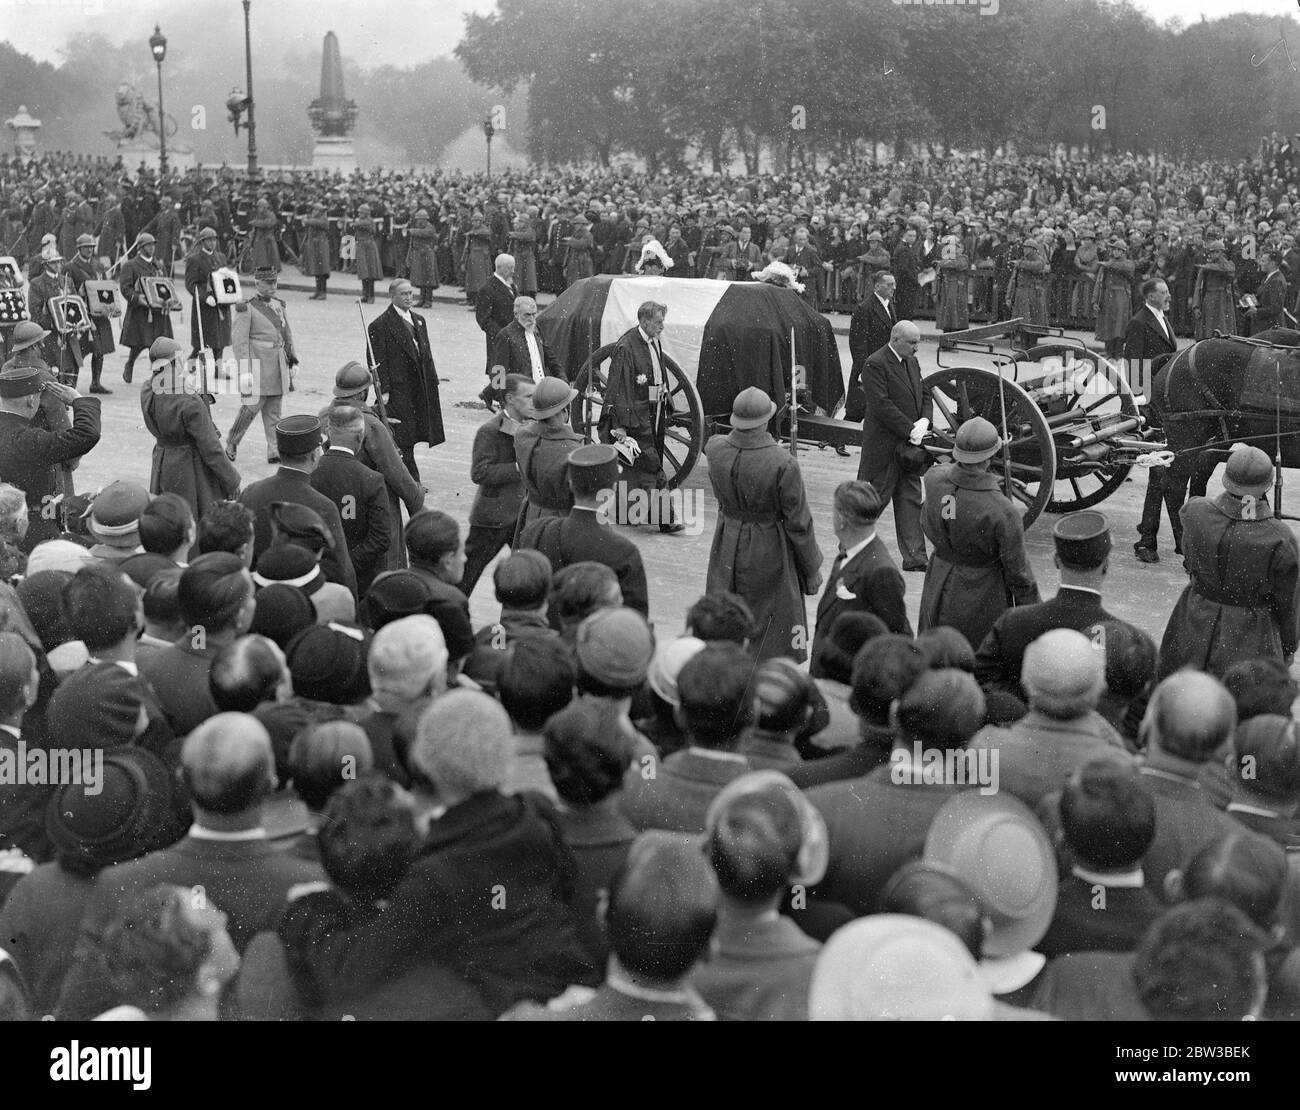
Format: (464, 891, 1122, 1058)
(357, 299, 395, 433)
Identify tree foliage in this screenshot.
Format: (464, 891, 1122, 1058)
(457, 0, 1300, 166)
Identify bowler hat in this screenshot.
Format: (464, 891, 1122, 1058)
(286, 622, 371, 704)
(9, 320, 50, 353)
(951, 416, 1002, 464)
(1223, 443, 1274, 498)
(89, 480, 151, 547)
(531, 376, 578, 420)
(45, 745, 177, 872)
(333, 360, 371, 398)
(275, 414, 323, 457)
(924, 792, 1058, 958)
(1052, 510, 1110, 568)
(730, 386, 777, 430)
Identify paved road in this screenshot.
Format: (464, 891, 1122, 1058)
(75, 289, 1287, 652)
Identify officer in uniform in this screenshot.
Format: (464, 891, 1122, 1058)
(517, 443, 649, 616)
(184, 226, 232, 370)
(1160, 445, 1300, 679)
(118, 231, 174, 384)
(237, 414, 356, 596)
(601, 301, 683, 533)
(0, 365, 101, 549)
(918, 417, 1039, 653)
(513, 375, 584, 542)
(227, 266, 298, 464)
(67, 233, 115, 394)
(322, 360, 425, 574)
(974, 510, 1114, 699)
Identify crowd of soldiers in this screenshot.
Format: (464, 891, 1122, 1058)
(6, 138, 1300, 334)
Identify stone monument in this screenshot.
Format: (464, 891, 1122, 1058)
(308, 32, 359, 173)
(104, 81, 195, 172)
(4, 106, 42, 162)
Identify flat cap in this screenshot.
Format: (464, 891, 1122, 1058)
(575, 606, 654, 689)
(1052, 510, 1110, 568)
(149, 336, 182, 361)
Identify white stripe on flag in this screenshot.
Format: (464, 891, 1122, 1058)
(601, 277, 732, 379)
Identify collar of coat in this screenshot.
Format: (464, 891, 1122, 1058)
(1213, 490, 1273, 521)
(948, 466, 1002, 491)
(727, 427, 777, 450)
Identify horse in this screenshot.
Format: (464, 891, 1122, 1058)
(1154, 326, 1300, 509)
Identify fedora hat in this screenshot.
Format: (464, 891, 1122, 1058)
(531, 376, 578, 420)
(730, 386, 777, 430)
(924, 792, 1058, 958)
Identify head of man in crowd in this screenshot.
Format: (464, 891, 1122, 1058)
(197, 501, 257, 567)
(1140, 670, 1236, 770)
(181, 712, 278, 831)
(494, 253, 516, 283)
(405, 510, 465, 586)
(513, 296, 539, 332)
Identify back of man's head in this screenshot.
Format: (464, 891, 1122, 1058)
(497, 638, 574, 731)
(493, 549, 551, 610)
(62, 565, 139, 652)
(1222, 657, 1298, 722)
(1143, 671, 1237, 764)
(1133, 899, 1267, 1021)
(1231, 715, 1300, 803)
(0, 631, 35, 718)
(549, 562, 620, 632)
(1182, 832, 1289, 932)
(368, 614, 447, 702)
(850, 635, 927, 727)
(138, 493, 193, 556)
(196, 501, 255, 560)
(288, 721, 374, 813)
(1060, 761, 1156, 871)
(685, 592, 755, 645)
(209, 634, 286, 712)
(894, 668, 985, 751)
(605, 831, 719, 983)
(180, 712, 275, 817)
(317, 774, 417, 903)
(410, 690, 513, 798)
(677, 643, 754, 750)
(178, 553, 251, 633)
(751, 658, 815, 734)
(326, 405, 365, 449)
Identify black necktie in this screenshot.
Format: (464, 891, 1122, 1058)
(829, 545, 847, 588)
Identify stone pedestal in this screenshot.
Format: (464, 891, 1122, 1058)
(117, 134, 196, 173)
(311, 134, 357, 174)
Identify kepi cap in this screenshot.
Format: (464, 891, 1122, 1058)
(275, 414, 323, 457)
(0, 366, 44, 398)
(1052, 510, 1110, 568)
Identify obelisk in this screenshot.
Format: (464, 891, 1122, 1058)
(308, 32, 358, 172)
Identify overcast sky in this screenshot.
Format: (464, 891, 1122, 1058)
(0, 0, 1289, 66)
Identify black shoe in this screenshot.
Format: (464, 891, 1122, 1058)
(89, 383, 111, 394)
(1134, 544, 1159, 564)
(660, 521, 686, 535)
(834, 444, 850, 457)
(309, 292, 325, 300)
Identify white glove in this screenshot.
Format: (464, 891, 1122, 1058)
(909, 417, 928, 445)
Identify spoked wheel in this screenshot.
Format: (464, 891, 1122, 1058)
(923, 366, 1057, 528)
(572, 342, 706, 489)
(1020, 344, 1138, 513)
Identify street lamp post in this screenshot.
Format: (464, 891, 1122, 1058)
(483, 117, 494, 178)
(242, 0, 259, 184)
(149, 24, 167, 177)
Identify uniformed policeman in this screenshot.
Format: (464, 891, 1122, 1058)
(513, 375, 583, 542)
(0, 365, 101, 549)
(227, 266, 298, 464)
(1159, 445, 1300, 679)
(918, 416, 1039, 652)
